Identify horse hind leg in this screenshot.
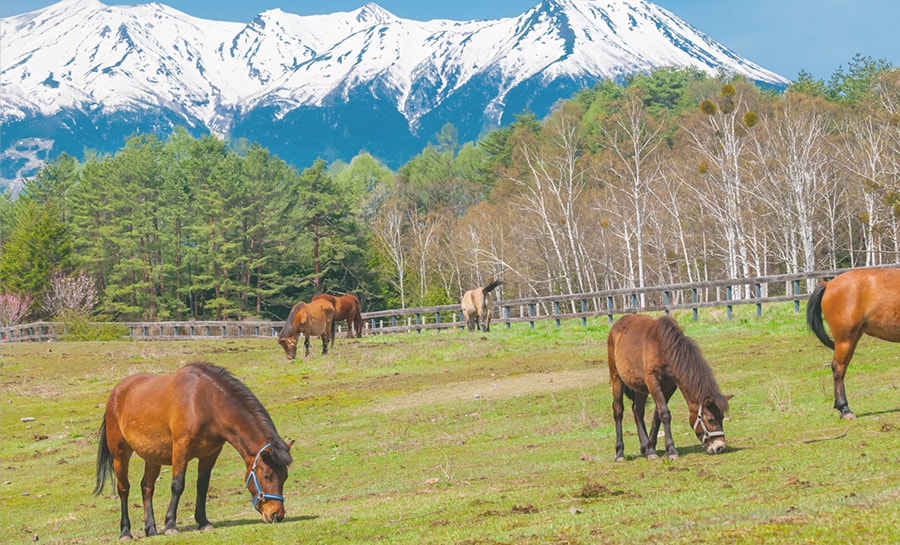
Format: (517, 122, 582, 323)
(831, 336, 861, 419)
(628, 391, 656, 460)
(610, 376, 627, 462)
(112, 454, 134, 540)
(140, 462, 162, 536)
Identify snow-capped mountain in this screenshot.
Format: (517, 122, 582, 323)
(1, 0, 789, 186)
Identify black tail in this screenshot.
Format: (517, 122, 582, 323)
(330, 314, 337, 349)
(483, 278, 505, 294)
(93, 418, 115, 496)
(806, 282, 835, 350)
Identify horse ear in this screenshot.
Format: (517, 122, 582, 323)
(725, 394, 735, 401)
(288, 439, 295, 451)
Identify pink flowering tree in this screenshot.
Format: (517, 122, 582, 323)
(42, 271, 99, 319)
(0, 292, 32, 327)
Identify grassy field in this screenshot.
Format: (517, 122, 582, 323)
(1, 304, 898, 544)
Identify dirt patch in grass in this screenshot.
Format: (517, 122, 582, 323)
(368, 368, 604, 413)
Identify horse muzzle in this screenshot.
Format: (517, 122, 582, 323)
(705, 437, 727, 455)
(260, 502, 286, 523)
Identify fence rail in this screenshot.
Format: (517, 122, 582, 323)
(3, 266, 897, 342)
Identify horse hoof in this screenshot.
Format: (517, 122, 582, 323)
(646, 453, 659, 461)
(199, 524, 214, 532)
(841, 412, 857, 421)
(668, 454, 680, 461)
(164, 528, 179, 536)
(615, 456, 625, 463)
(119, 535, 133, 542)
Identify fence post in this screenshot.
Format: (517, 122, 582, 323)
(607, 296, 614, 324)
(755, 283, 762, 317)
(726, 286, 733, 320)
(505, 306, 511, 329)
(692, 289, 699, 322)
(793, 279, 801, 313)
(554, 301, 561, 328)
(581, 299, 587, 326)
(528, 303, 536, 330)
(664, 291, 670, 315)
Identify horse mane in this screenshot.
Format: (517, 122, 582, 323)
(655, 317, 729, 413)
(186, 362, 293, 469)
(279, 302, 304, 339)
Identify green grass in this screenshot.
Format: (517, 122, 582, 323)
(2, 304, 898, 544)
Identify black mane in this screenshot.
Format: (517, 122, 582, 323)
(656, 317, 729, 413)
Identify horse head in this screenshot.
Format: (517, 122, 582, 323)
(277, 336, 298, 360)
(245, 441, 293, 523)
(688, 396, 731, 455)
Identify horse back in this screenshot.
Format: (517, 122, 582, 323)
(607, 314, 663, 393)
(106, 365, 228, 465)
(823, 268, 900, 342)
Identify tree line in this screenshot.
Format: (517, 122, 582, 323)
(1, 54, 898, 324)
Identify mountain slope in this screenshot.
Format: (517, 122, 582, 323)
(0, 0, 789, 186)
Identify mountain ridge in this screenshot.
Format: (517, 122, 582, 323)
(1, 0, 790, 188)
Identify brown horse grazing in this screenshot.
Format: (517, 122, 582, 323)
(607, 314, 731, 461)
(278, 298, 336, 359)
(806, 267, 900, 420)
(93, 362, 293, 540)
(460, 277, 505, 332)
(312, 292, 364, 338)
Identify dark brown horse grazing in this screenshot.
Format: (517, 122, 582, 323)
(607, 314, 731, 461)
(278, 298, 336, 359)
(806, 267, 900, 420)
(312, 292, 364, 338)
(461, 277, 505, 332)
(93, 362, 293, 540)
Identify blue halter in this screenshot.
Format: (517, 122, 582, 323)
(246, 443, 285, 511)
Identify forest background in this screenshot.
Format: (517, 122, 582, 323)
(1, 55, 898, 324)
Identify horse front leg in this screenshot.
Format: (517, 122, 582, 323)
(648, 386, 679, 460)
(163, 455, 189, 535)
(194, 450, 222, 531)
(140, 462, 162, 537)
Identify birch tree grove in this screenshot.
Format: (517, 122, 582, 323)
(4, 64, 899, 319)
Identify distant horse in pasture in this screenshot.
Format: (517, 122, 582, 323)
(312, 292, 364, 338)
(278, 299, 336, 359)
(806, 267, 900, 419)
(607, 314, 731, 461)
(460, 277, 505, 332)
(94, 362, 293, 540)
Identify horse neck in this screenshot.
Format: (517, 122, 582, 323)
(209, 390, 274, 464)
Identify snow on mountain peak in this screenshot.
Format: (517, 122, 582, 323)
(0, 0, 790, 179)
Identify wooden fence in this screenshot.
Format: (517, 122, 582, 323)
(2, 266, 896, 342)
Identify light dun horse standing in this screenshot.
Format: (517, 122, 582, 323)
(278, 298, 336, 359)
(607, 314, 731, 461)
(94, 362, 293, 540)
(312, 292, 364, 338)
(806, 267, 900, 419)
(460, 277, 505, 332)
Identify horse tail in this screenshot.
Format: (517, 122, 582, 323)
(483, 278, 505, 294)
(93, 418, 115, 496)
(353, 307, 364, 338)
(330, 311, 337, 349)
(806, 281, 834, 350)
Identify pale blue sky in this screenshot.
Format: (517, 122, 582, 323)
(3, 0, 898, 81)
